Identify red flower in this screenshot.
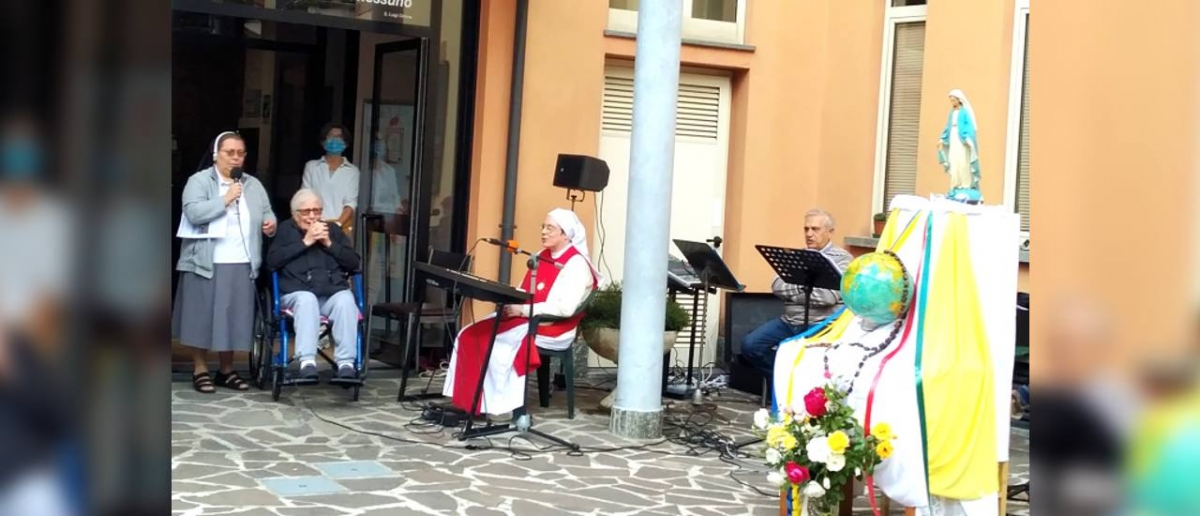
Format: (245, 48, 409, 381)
(785, 462, 810, 484)
(803, 387, 828, 418)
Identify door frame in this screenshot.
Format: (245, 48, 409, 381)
(366, 38, 430, 304)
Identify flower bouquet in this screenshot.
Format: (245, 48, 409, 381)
(752, 385, 895, 516)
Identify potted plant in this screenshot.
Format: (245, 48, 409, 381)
(579, 282, 690, 410)
(872, 212, 888, 238)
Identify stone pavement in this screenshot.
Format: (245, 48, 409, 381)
(172, 366, 1029, 515)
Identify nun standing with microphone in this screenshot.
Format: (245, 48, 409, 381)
(173, 131, 277, 393)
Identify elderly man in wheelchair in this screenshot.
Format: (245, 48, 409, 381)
(266, 189, 362, 381)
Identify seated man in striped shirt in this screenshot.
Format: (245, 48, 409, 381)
(741, 209, 852, 384)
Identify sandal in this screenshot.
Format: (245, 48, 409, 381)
(214, 371, 250, 391)
(193, 372, 216, 393)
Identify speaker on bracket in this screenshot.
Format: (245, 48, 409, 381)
(553, 154, 610, 192)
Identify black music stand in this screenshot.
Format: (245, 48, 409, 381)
(753, 245, 842, 330)
(670, 240, 744, 399)
(732, 245, 842, 452)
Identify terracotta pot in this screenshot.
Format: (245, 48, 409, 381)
(582, 328, 678, 411)
(581, 328, 677, 363)
(872, 218, 887, 238)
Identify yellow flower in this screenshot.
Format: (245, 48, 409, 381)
(767, 426, 788, 447)
(827, 431, 850, 454)
(876, 440, 894, 459)
(871, 422, 894, 441)
(780, 433, 798, 451)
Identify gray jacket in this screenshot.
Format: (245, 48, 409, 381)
(176, 167, 276, 279)
(772, 244, 853, 327)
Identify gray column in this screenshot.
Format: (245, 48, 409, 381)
(610, 0, 682, 439)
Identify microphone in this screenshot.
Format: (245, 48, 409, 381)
(482, 238, 563, 269)
(229, 167, 244, 207)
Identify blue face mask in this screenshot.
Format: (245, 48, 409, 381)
(372, 141, 386, 158)
(1, 138, 43, 180)
(323, 137, 346, 156)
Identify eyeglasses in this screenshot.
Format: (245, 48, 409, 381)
(220, 149, 247, 158)
(295, 208, 322, 216)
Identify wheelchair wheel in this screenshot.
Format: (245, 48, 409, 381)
(250, 289, 271, 389)
(270, 367, 282, 401)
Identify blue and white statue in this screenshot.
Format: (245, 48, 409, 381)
(937, 89, 982, 203)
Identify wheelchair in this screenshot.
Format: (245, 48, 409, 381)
(250, 271, 368, 401)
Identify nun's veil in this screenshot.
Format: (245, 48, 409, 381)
(195, 131, 239, 172)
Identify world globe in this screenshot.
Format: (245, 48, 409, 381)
(841, 252, 911, 327)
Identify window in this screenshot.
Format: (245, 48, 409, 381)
(872, 3, 927, 214)
(1005, 1, 1031, 233)
(608, 0, 745, 45)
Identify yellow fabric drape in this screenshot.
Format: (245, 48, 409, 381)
(920, 213, 998, 499)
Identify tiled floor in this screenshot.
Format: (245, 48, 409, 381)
(171, 365, 1029, 515)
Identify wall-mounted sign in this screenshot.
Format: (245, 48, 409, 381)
(205, 0, 432, 27)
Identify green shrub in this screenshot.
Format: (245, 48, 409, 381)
(580, 282, 691, 332)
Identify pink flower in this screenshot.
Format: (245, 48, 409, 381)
(804, 388, 828, 418)
(785, 462, 810, 484)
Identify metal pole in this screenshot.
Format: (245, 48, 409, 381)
(610, 0, 682, 439)
(498, 0, 530, 283)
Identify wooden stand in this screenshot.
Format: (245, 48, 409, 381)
(776, 462, 1008, 516)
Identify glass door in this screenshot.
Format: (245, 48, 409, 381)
(361, 38, 428, 348)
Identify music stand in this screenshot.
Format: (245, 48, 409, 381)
(670, 240, 744, 398)
(754, 245, 842, 330)
(732, 245, 842, 452)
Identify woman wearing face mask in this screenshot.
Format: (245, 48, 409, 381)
(302, 123, 360, 237)
(174, 131, 277, 393)
(365, 134, 407, 307)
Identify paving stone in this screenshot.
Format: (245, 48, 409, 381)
(172, 463, 238, 480)
(202, 472, 260, 489)
(634, 465, 688, 480)
(404, 491, 459, 512)
(186, 488, 283, 507)
(464, 507, 507, 516)
(297, 493, 403, 508)
(276, 506, 353, 516)
(267, 462, 322, 477)
(335, 477, 408, 492)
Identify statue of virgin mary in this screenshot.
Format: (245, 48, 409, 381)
(938, 89, 982, 202)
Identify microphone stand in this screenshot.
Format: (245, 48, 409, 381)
(511, 251, 579, 452)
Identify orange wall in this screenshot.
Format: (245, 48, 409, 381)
(1032, 0, 1200, 366)
(470, 0, 1032, 302)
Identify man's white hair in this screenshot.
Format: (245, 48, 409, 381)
(291, 188, 322, 212)
(805, 209, 835, 229)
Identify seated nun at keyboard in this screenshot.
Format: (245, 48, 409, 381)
(443, 208, 599, 415)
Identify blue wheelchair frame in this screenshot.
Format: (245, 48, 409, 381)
(257, 271, 367, 401)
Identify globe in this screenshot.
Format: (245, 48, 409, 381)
(841, 252, 911, 327)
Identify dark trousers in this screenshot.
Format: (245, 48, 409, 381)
(741, 317, 808, 381)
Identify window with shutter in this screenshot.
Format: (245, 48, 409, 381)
(1016, 14, 1030, 232)
(878, 21, 927, 211)
(602, 73, 721, 140)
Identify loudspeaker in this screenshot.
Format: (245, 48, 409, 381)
(722, 292, 784, 396)
(553, 154, 610, 192)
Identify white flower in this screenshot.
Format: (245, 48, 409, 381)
(767, 470, 787, 488)
(825, 401, 835, 413)
(855, 467, 862, 476)
(805, 437, 831, 464)
(823, 477, 831, 490)
(793, 413, 806, 424)
(765, 448, 782, 465)
(803, 480, 827, 499)
(753, 409, 770, 430)
(826, 454, 846, 472)
(802, 423, 819, 436)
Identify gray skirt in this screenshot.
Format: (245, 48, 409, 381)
(172, 264, 256, 352)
